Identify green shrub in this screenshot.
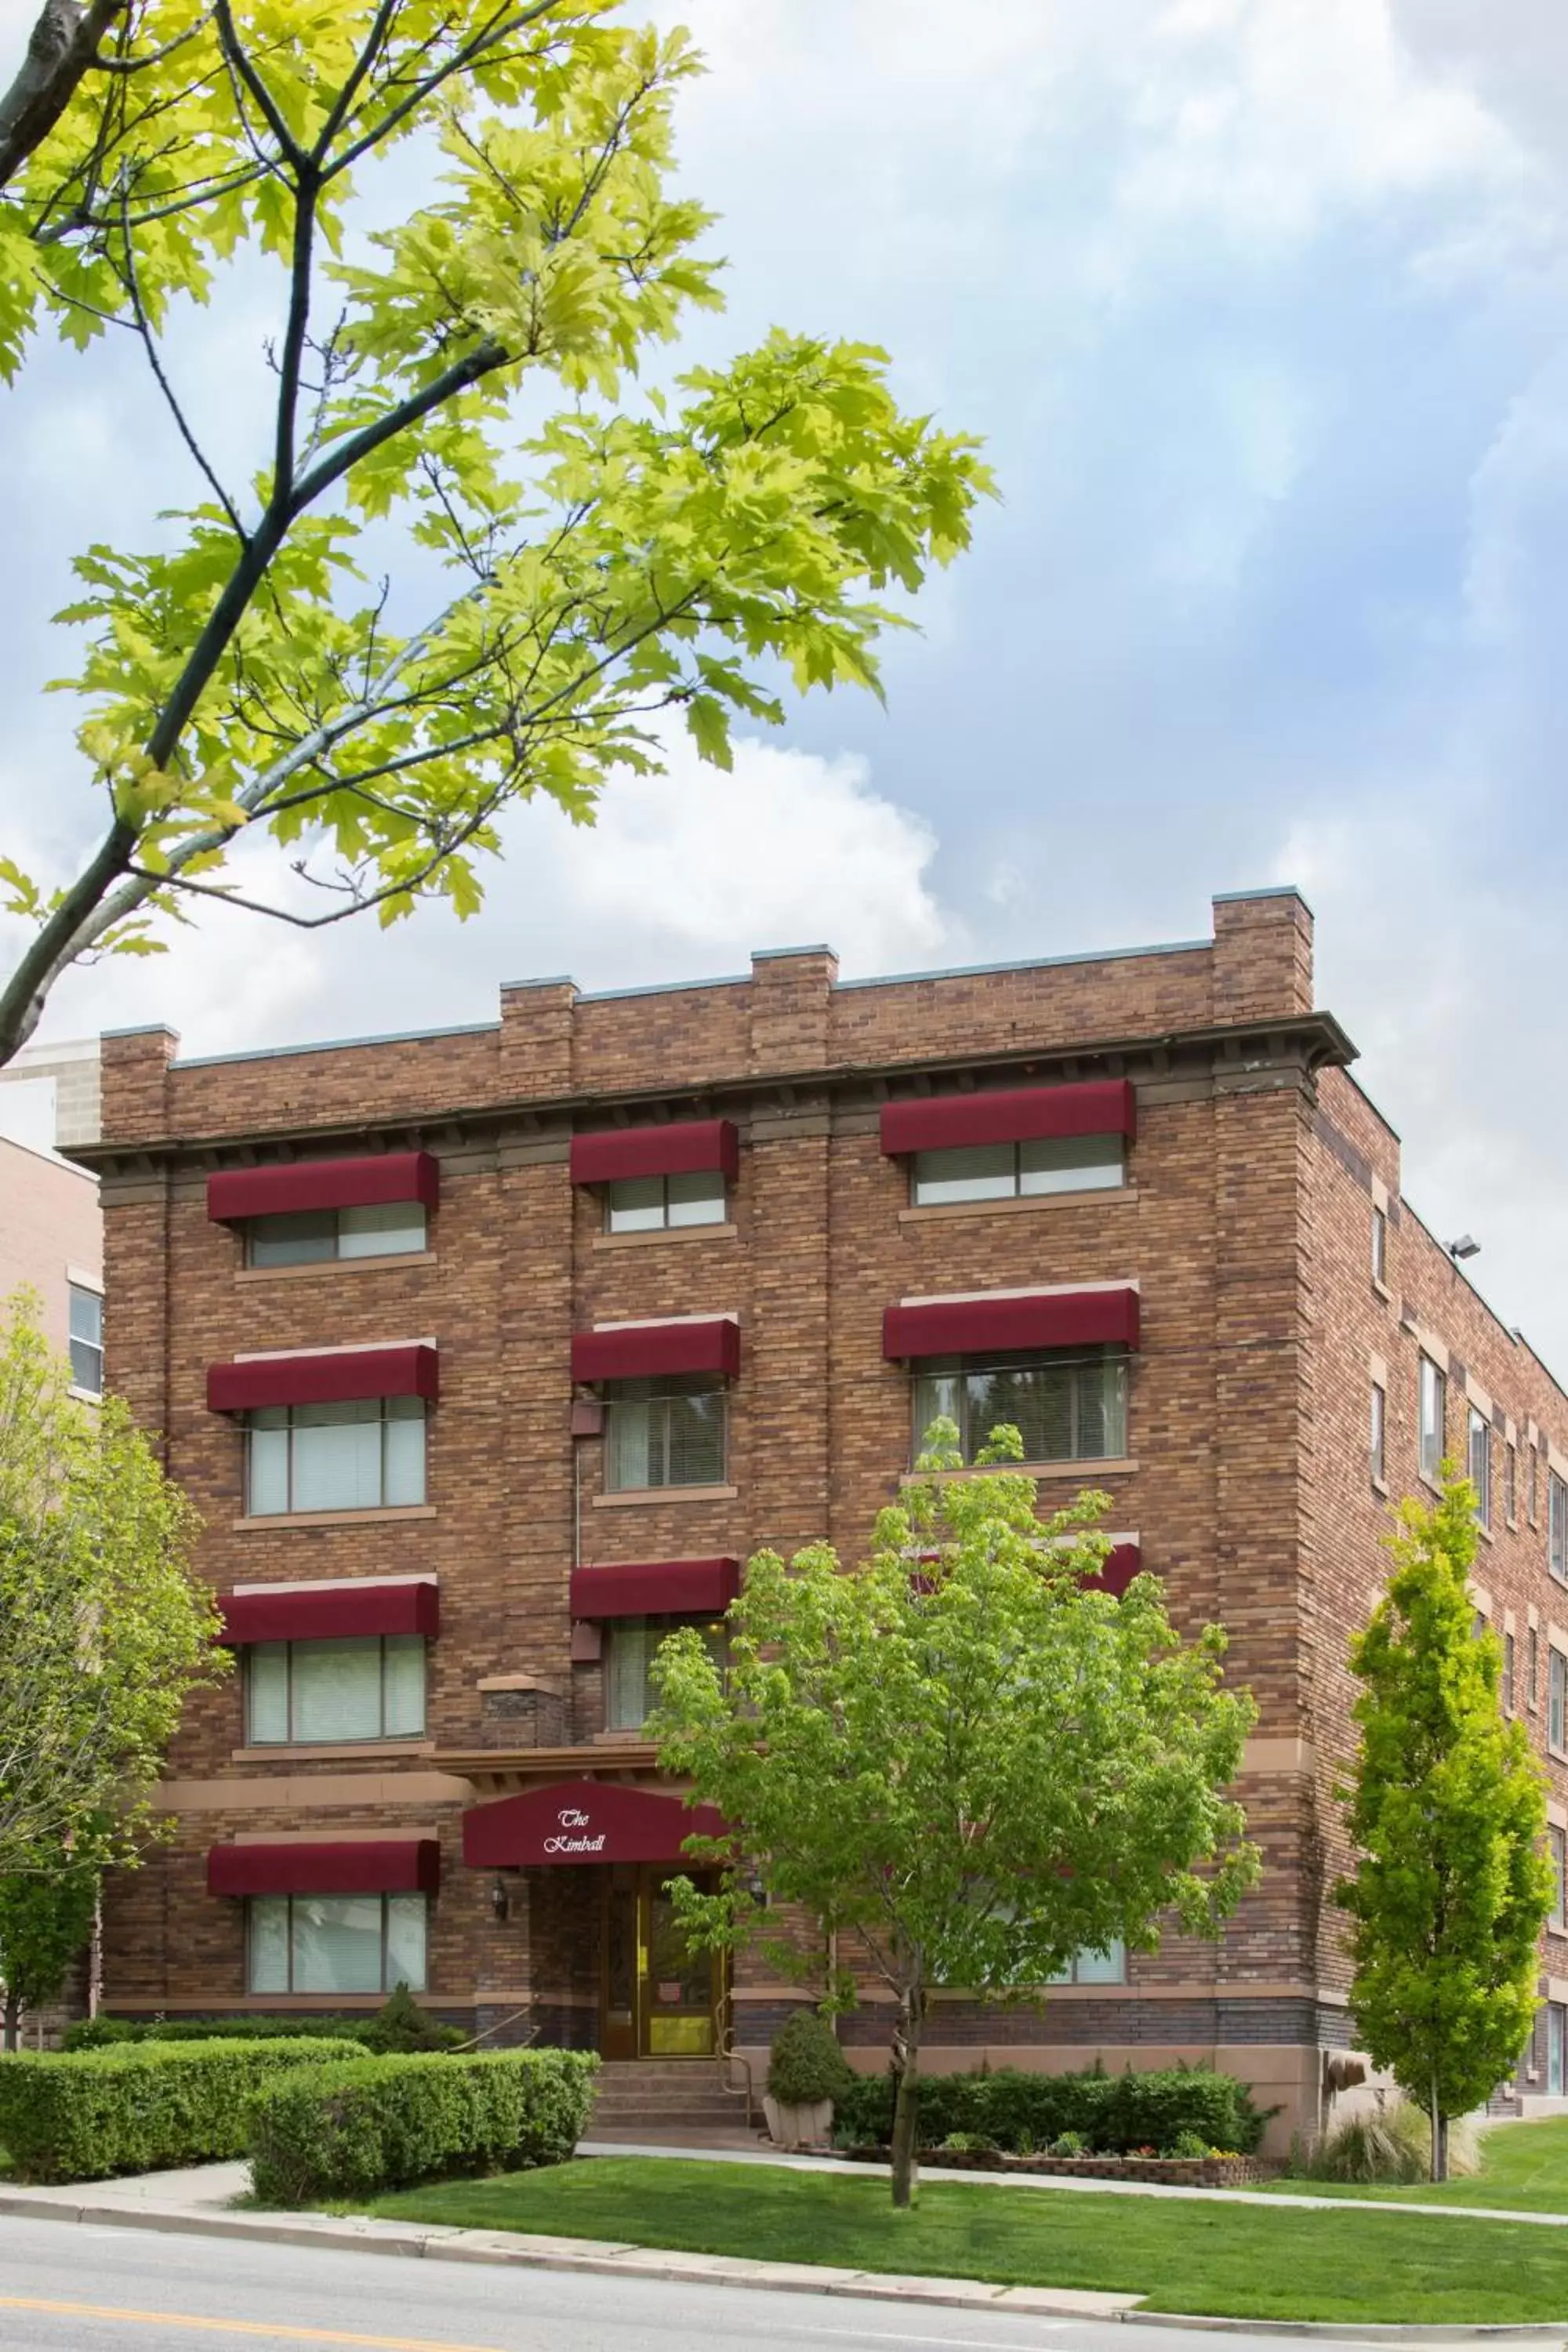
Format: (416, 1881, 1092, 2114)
(356, 1984, 465, 2055)
(1049, 2129, 1088, 2158)
(245, 2048, 600, 2207)
(1299, 2101, 1478, 2185)
(766, 2012, 856, 2107)
(0, 2038, 362, 2183)
(938, 2130, 996, 2154)
(62, 2010, 466, 2053)
(831, 2060, 1267, 2157)
(1167, 2129, 1210, 2159)
(60, 2016, 141, 2050)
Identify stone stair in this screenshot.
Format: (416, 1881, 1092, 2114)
(588, 2057, 760, 2141)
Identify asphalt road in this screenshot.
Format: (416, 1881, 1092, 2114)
(0, 2212, 1407, 2352)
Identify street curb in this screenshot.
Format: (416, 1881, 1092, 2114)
(1, 2189, 1565, 2338)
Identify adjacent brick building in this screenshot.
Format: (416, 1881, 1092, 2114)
(78, 888, 1568, 2146)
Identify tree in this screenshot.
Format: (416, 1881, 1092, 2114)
(0, 1848, 99, 2049)
(0, 1289, 227, 1876)
(0, 1, 991, 1067)
(1337, 1475, 1552, 2182)
(650, 1424, 1259, 2207)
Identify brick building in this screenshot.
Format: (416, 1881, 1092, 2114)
(78, 888, 1568, 2147)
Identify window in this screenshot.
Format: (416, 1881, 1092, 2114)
(1468, 1407, 1491, 1529)
(1552, 1474, 1568, 1585)
(246, 1892, 426, 1993)
(1370, 1383, 1386, 1487)
(1044, 1941, 1127, 1985)
(1530, 1627, 1541, 1711)
(246, 1202, 426, 1268)
(1532, 1446, 1541, 1526)
(604, 1376, 727, 1491)
(1507, 1443, 1518, 1526)
(1504, 1632, 1516, 1715)
(1550, 2004, 1566, 2098)
(913, 1348, 1128, 1467)
(1550, 1828, 1566, 1933)
(1370, 1205, 1387, 1287)
(603, 1615, 728, 1733)
(1418, 1356, 1446, 1484)
(1551, 1650, 1566, 1752)
(604, 1172, 726, 1233)
(910, 1134, 1124, 1207)
(245, 1398, 426, 1516)
(67, 1283, 103, 1395)
(245, 1635, 425, 1745)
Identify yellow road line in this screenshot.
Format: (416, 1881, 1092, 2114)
(0, 2294, 513, 2351)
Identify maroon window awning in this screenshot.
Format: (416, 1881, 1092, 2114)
(571, 1318, 739, 1385)
(884, 1287, 1140, 1361)
(207, 1839, 440, 1897)
(218, 1581, 439, 1646)
(1083, 1542, 1142, 1598)
(463, 1780, 728, 1869)
(207, 1343, 439, 1414)
(880, 1080, 1135, 1159)
(570, 1120, 739, 1188)
(570, 1558, 739, 1621)
(207, 1152, 439, 1225)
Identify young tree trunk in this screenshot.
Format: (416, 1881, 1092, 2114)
(1428, 2076, 1447, 2183)
(2, 1989, 20, 2053)
(889, 1980, 925, 2210)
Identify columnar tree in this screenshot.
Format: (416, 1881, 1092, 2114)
(1338, 1476, 1552, 2181)
(0, 1, 989, 1065)
(0, 1290, 227, 1877)
(650, 1424, 1258, 2207)
(0, 1849, 100, 2049)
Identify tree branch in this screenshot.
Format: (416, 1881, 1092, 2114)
(0, 0, 126, 194)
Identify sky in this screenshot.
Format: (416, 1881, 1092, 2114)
(2, 1, 1567, 1358)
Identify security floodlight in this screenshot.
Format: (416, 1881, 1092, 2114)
(1447, 1235, 1480, 1261)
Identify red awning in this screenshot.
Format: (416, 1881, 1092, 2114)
(463, 1780, 728, 1869)
(207, 1152, 439, 1225)
(883, 1287, 1140, 1360)
(207, 1839, 440, 1897)
(207, 1343, 439, 1414)
(1083, 1543, 1142, 1598)
(570, 1120, 739, 1187)
(570, 1559, 739, 1621)
(571, 1319, 739, 1385)
(880, 1080, 1135, 1159)
(218, 1581, 439, 1646)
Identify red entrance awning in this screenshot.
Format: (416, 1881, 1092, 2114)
(207, 1839, 440, 1897)
(570, 1120, 739, 1187)
(571, 1318, 740, 1385)
(880, 1080, 1135, 1159)
(569, 1559, 739, 1621)
(207, 1343, 440, 1414)
(218, 1580, 439, 1646)
(883, 1286, 1140, 1361)
(207, 1152, 439, 1225)
(463, 1780, 728, 1869)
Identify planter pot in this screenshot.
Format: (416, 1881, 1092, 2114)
(764, 2096, 833, 2151)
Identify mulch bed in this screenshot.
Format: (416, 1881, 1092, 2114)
(830, 2144, 1280, 2188)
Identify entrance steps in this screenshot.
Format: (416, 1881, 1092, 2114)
(589, 2058, 760, 2141)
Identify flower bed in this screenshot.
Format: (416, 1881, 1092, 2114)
(836, 2144, 1279, 2188)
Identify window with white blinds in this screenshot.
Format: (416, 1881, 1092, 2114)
(245, 1398, 426, 1515)
(245, 1893, 426, 1993)
(245, 1636, 426, 1744)
(604, 1377, 726, 1491)
(604, 1615, 728, 1732)
(246, 1202, 426, 1267)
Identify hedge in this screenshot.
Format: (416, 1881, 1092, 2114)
(246, 2048, 600, 2207)
(65, 2009, 466, 2053)
(0, 2038, 363, 2183)
(832, 2061, 1268, 2156)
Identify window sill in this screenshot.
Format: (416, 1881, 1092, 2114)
(230, 1740, 434, 1764)
(1417, 1472, 1445, 1499)
(1548, 1923, 1568, 1942)
(592, 1485, 738, 1508)
(67, 1385, 103, 1406)
(1476, 1522, 1495, 1544)
(237, 1253, 437, 1283)
(899, 1458, 1138, 1486)
(231, 1504, 438, 1531)
(1371, 1277, 1394, 1305)
(1370, 1475, 1390, 1498)
(593, 1225, 737, 1250)
(898, 1187, 1135, 1225)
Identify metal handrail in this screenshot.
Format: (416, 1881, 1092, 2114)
(714, 1987, 756, 2130)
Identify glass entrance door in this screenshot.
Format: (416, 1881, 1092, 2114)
(601, 1867, 720, 2058)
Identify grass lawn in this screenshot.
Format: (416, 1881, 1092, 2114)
(368, 2155, 1568, 2323)
(1259, 2114, 1568, 2213)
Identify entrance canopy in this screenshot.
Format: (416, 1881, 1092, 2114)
(463, 1779, 728, 1869)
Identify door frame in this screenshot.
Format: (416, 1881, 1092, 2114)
(600, 1864, 724, 2059)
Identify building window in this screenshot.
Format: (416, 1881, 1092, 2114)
(1551, 1650, 1566, 1752)
(1530, 1628, 1541, 1711)
(913, 1348, 1128, 1467)
(1551, 1828, 1566, 1933)
(1370, 1206, 1387, 1287)
(604, 1172, 726, 1233)
(245, 1635, 426, 1745)
(604, 1376, 727, 1491)
(67, 1283, 103, 1395)
(1532, 1446, 1541, 1527)
(246, 1892, 426, 1994)
(1044, 1940, 1127, 1985)
(1550, 2005, 1566, 2097)
(1552, 1475, 1568, 1585)
(1468, 1408, 1491, 1529)
(1507, 1443, 1518, 1526)
(1418, 1356, 1446, 1485)
(245, 1203, 426, 1268)
(1504, 1632, 1516, 1715)
(910, 1135, 1124, 1207)
(603, 1615, 728, 1733)
(245, 1398, 426, 1516)
(1370, 1383, 1386, 1487)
